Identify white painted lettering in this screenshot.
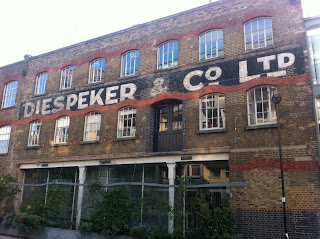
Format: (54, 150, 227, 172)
(24, 102, 35, 118)
(257, 55, 276, 70)
(239, 60, 261, 83)
(35, 100, 41, 115)
(278, 53, 295, 68)
(52, 96, 65, 113)
(66, 94, 78, 110)
(183, 70, 204, 91)
(41, 98, 52, 115)
(120, 83, 137, 101)
(106, 86, 119, 105)
(90, 89, 104, 106)
(205, 67, 222, 85)
(78, 91, 90, 109)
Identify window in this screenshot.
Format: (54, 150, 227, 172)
(54, 116, 70, 144)
(60, 66, 75, 90)
(306, 28, 320, 84)
(199, 94, 225, 130)
(2, 81, 18, 108)
(35, 72, 48, 95)
(186, 165, 201, 178)
(89, 58, 105, 84)
(244, 18, 273, 50)
(121, 51, 139, 77)
(0, 125, 11, 154)
(28, 120, 42, 146)
(247, 86, 277, 126)
(158, 41, 178, 70)
(199, 30, 224, 60)
(84, 112, 101, 141)
(117, 106, 136, 138)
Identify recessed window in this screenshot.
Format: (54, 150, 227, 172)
(121, 51, 139, 77)
(60, 66, 75, 90)
(199, 30, 224, 60)
(186, 165, 201, 178)
(2, 81, 18, 108)
(89, 59, 105, 84)
(0, 125, 11, 154)
(158, 41, 178, 70)
(199, 94, 225, 130)
(244, 18, 273, 50)
(247, 86, 277, 126)
(35, 73, 48, 95)
(117, 106, 136, 138)
(28, 120, 42, 146)
(84, 112, 101, 141)
(54, 116, 70, 144)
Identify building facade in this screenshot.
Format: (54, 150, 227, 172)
(0, 0, 319, 238)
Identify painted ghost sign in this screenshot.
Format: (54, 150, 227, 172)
(19, 47, 305, 119)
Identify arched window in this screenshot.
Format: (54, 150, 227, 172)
(117, 106, 136, 138)
(199, 94, 225, 130)
(28, 120, 42, 146)
(2, 81, 18, 108)
(158, 41, 178, 70)
(121, 51, 139, 77)
(54, 116, 70, 144)
(0, 125, 11, 154)
(244, 18, 273, 50)
(89, 58, 105, 84)
(84, 112, 101, 141)
(199, 30, 224, 60)
(60, 66, 75, 90)
(35, 72, 48, 95)
(247, 86, 277, 125)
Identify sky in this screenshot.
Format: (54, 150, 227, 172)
(0, 0, 319, 67)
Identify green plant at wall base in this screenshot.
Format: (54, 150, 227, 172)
(12, 212, 46, 231)
(0, 175, 20, 202)
(89, 186, 138, 236)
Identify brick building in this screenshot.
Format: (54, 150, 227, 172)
(0, 0, 319, 238)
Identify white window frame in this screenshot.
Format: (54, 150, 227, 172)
(199, 94, 226, 130)
(186, 165, 201, 179)
(247, 86, 277, 126)
(199, 30, 224, 60)
(83, 112, 101, 141)
(89, 58, 105, 84)
(2, 81, 18, 108)
(244, 18, 273, 51)
(158, 41, 178, 70)
(0, 125, 11, 154)
(54, 116, 70, 144)
(121, 51, 139, 77)
(117, 106, 137, 138)
(60, 66, 75, 90)
(28, 120, 42, 146)
(35, 72, 48, 95)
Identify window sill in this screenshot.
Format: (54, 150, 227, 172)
(0, 153, 8, 156)
(197, 128, 227, 134)
(80, 140, 100, 145)
(114, 136, 136, 142)
(119, 73, 139, 81)
(246, 123, 279, 130)
(59, 87, 74, 93)
(52, 143, 68, 147)
(197, 55, 226, 64)
(243, 45, 276, 55)
(26, 145, 40, 149)
(88, 80, 104, 86)
(33, 93, 47, 98)
(0, 105, 15, 110)
(155, 66, 179, 73)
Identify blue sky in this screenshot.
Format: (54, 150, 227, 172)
(0, 0, 318, 67)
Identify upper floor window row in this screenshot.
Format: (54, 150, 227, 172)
(29, 18, 273, 95)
